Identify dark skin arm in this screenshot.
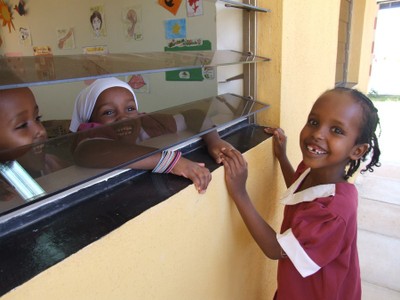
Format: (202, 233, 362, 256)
(181, 109, 234, 164)
(73, 139, 211, 193)
(264, 127, 295, 188)
(221, 148, 283, 260)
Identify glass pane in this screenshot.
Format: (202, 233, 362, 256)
(0, 94, 269, 216)
(0, 51, 270, 89)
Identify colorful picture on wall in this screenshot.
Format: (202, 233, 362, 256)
(89, 5, 106, 38)
(127, 74, 149, 93)
(122, 6, 143, 40)
(158, 0, 182, 16)
(33, 46, 52, 56)
(0, 0, 15, 33)
(18, 27, 31, 46)
(82, 45, 108, 55)
(13, 0, 26, 16)
(164, 39, 212, 81)
(186, 0, 203, 17)
(57, 28, 75, 50)
(164, 18, 186, 39)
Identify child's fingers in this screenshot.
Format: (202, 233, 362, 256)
(221, 148, 247, 172)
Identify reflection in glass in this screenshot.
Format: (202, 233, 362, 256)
(0, 51, 270, 90)
(0, 94, 269, 216)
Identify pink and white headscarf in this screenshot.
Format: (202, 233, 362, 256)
(69, 77, 138, 132)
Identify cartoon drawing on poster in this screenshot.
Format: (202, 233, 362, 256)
(158, 0, 182, 16)
(127, 74, 149, 93)
(164, 19, 186, 39)
(14, 0, 27, 16)
(33, 46, 52, 56)
(186, 0, 203, 17)
(57, 28, 75, 49)
(18, 27, 31, 46)
(122, 6, 143, 40)
(89, 6, 106, 38)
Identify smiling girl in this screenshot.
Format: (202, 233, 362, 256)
(222, 87, 381, 300)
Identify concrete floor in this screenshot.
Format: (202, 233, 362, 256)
(355, 101, 400, 299)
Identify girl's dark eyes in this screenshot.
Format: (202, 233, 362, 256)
(36, 115, 43, 122)
(102, 110, 114, 116)
(127, 106, 136, 112)
(308, 119, 318, 126)
(332, 127, 344, 135)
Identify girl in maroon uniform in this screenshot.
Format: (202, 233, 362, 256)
(222, 87, 381, 300)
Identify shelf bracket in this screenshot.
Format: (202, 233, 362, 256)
(220, 0, 271, 13)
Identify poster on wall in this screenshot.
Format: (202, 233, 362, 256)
(82, 45, 108, 55)
(0, 0, 15, 33)
(127, 74, 150, 94)
(33, 46, 52, 56)
(89, 5, 107, 38)
(186, 0, 203, 17)
(158, 0, 182, 15)
(122, 6, 143, 40)
(18, 27, 32, 46)
(164, 18, 186, 39)
(164, 39, 212, 81)
(57, 28, 75, 50)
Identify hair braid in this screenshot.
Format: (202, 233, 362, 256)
(333, 88, 381, 179)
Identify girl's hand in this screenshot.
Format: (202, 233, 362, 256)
(171, 157, 212, 194)
(207, 139, 234, 164)
(264, 127, 287, 161)
(221, 148, 248, 199)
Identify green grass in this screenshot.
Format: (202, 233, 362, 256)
(367, 91, 400, 102)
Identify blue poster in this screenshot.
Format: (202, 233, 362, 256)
(164, 19, 186, 39)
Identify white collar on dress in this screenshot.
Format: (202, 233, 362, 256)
(280, 168, 336, 205)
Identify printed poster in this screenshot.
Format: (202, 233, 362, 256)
(158, 0, 182, 15)
(57, 28, 75, 50)
(122, 6, 143, 40)
(164, 39, 212, 81)
(89, 5, 107, 38)
(164, 19, 186, 40)
(186, 0, 203, 17)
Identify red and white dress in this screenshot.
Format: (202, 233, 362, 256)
(275, 162, 361, 300)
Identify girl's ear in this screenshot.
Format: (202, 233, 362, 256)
(350, 143, 369, 160)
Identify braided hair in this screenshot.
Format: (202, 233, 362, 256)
(333, 87, 381, 179)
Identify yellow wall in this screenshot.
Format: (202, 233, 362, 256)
(2, 139, 283, 300)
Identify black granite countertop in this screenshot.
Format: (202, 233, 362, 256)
(0, 123, 270, 296)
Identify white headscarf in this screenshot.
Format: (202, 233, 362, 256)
(69, 77, 138, 132)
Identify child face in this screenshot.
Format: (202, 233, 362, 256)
(299, 91, 367, 179)
(92, 16, 102, 31)
(90, 86, 138, 125)
(0, 88, 47, 161)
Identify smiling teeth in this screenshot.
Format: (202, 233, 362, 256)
(32, 144, 44, 154)
(307, 145, 326, 155)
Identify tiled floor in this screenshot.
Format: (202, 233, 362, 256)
(355, 101, 400, 300)
(356, 161, 400, 299)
